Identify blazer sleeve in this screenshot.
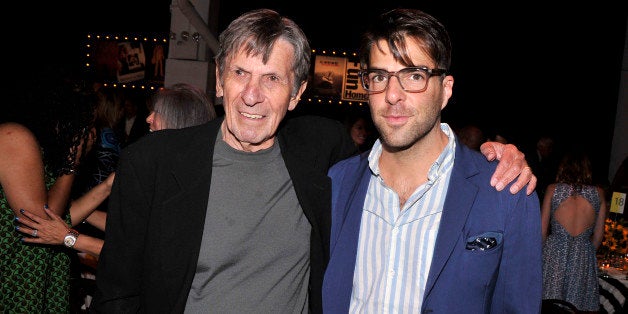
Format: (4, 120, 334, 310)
(494, 190, 543, 313)
(91, 146, 152, 313)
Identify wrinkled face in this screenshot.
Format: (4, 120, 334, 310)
(145, 111, 164, 132)
(368, 38, 453, 150)
(216, 39, 306, 152)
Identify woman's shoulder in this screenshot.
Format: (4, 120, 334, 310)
(0, 123, 43, 177)
(0, 122, 39, 148)
(593, 185, 606, 198)
(545, 183, 558, 194)
(0, 122, 32, 135)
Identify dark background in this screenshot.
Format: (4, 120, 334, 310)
(5, 1, 627, 180)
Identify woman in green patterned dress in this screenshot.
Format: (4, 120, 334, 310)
(0, 69, 94, 313)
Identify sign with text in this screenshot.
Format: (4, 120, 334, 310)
(342, 60, 368, 102)
(312, 55, 345, 98)
(610, 191, 626, 214)
(311, 54, 369, 102)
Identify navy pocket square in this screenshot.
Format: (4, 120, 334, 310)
(465, 232, 503, 251)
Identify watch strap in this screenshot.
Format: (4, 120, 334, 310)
(64, 229, 80, 248)
(67, 229, 79, 237)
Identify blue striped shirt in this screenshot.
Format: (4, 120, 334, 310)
(349, 123, 456, 314)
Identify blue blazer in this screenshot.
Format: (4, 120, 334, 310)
(322, 141, 542, 313)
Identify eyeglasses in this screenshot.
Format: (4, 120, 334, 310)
(359, 67, 447, 93)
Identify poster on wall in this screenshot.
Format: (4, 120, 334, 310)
(116, 42, 146, 83)
(87, 35, 167, 85)
(312, 55, 346, 98)
(342, 60, 369, 102)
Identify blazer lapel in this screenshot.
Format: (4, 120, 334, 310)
(165, 121, 219, 279)
(326, 155, 371, 305)
(423, 146, 479, 297)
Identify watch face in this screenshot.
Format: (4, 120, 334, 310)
(64, 235, 77, 247)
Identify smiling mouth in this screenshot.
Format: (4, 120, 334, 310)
(241, 112, 263, 119)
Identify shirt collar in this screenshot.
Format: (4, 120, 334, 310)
(368, 123, 457, 181)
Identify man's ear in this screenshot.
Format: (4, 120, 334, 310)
(215, 67, 223, 97)
(441, 75, 454, 110)
(288, 81, 308, 111)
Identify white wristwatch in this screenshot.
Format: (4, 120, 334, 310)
(63, 229, 80, 248)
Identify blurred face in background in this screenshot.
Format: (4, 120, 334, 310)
(124, 99, 138, 118)
(145, 111, 164, 132)
(350, 117, 369, 147)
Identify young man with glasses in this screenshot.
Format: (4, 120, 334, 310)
(323, 8, 542, 313)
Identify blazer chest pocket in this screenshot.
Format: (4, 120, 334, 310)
(465, 231, 503, 252)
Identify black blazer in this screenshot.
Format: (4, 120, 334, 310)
(91, 115, 356, 313)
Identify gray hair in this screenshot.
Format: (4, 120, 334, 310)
(215, 9, 311, 96)
(150, 83, 216, 129)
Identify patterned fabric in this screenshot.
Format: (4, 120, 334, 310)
(542, 183, 602, 311)
(0, 168, 72, 313)
(89, 127, 120, 191)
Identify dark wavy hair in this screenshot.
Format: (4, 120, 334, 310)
(555, 149, 594, 195)
(359, 8, 452, 71)
(6, 64, 95, 176)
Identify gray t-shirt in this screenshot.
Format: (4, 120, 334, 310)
(184, 134, 310, 313)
